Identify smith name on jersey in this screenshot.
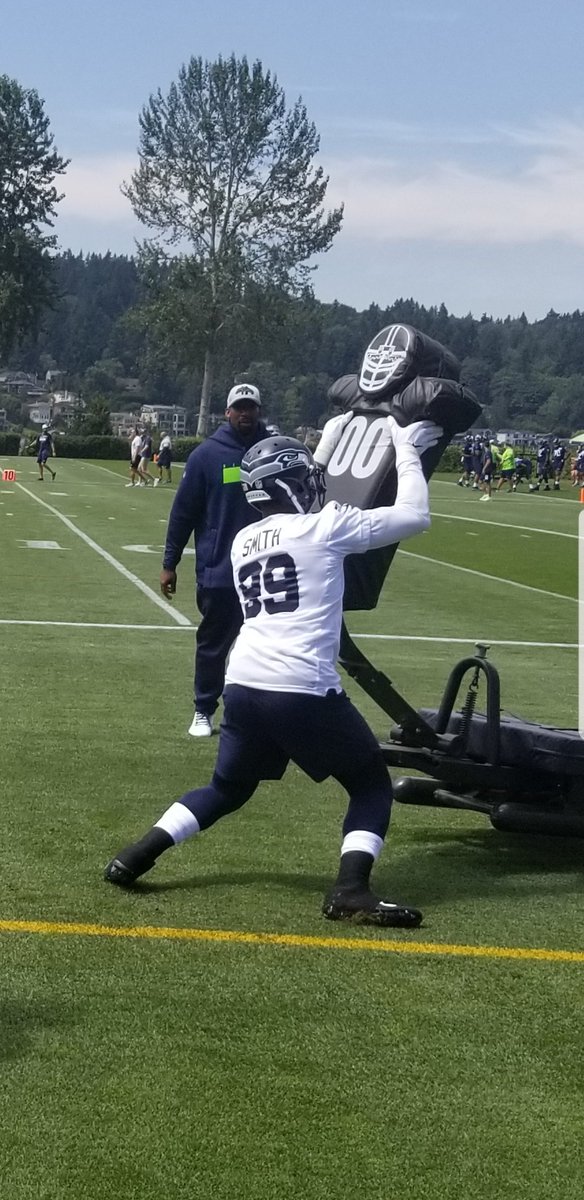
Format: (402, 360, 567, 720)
(227, 494, 428, 697)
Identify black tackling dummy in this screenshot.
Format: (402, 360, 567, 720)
(315, 324, 482, 611)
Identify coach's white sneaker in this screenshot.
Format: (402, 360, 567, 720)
(154, 478, 160, 487)
(188, 712, 213, 738)
(480, 494, 491, 501)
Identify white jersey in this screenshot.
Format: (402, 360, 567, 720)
(159, 435, 172, 452)
(226, 447, 429, 695)
(131, 434, 142, 458)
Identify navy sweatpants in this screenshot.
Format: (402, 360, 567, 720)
(194, 586, 243, 716)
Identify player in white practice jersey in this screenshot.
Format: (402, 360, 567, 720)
(104, 413, 441, 927)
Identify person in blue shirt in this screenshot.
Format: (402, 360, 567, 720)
(160, 383, 267, 737)
(137, 429, 156, 486)
(30, 425, 56, 481)
(479, 442, 498, 501)
(457, 434, 474, 487)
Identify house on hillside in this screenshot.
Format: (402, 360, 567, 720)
(0, 370, 43, 396)
(25, 392, 83, 427)
(110, 411, 140, 436)
(140, 405, 187, 436)
(26, 400, 52, 426)
(52, 393, 84, 426)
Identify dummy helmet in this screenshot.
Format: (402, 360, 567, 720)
(359, 325, 413, 396)
(241, 436, 325, 514)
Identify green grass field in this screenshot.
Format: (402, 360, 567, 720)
(1, 454, 583, 1199)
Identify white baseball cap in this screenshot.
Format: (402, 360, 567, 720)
(226, 383, 261, 409)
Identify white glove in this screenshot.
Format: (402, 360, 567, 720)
(313, 411, 354, 468)
(386, 415, 443, 457)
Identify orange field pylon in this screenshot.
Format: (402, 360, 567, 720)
(580, 487, 584, 503)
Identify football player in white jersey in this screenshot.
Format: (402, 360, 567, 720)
(105, 414, 442, 928)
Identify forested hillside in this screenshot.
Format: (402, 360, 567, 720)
(6, 251, 584, 434)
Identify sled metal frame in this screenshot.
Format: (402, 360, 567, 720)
(339, 623, 584, 836)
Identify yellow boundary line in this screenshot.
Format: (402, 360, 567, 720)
(1, 918, 583, 964)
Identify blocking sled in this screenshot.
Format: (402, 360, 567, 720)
(327, 325, 583, 837)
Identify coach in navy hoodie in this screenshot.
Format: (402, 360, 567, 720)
(160, 384, 267, 737)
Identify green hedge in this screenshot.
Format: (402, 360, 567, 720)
(0, 429, 463, 469)
(437, 445, 466, 472)
(0, 432, 204, 461)
(53, 435, 131, 459)
(171, 437, 203, 461)
(0, 432, 21, 455)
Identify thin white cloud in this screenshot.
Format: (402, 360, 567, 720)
(323, 125, 584, 245)
(57, 120, 584, 251)
(325, 117, 500, 146)
(59, 154, 137, 222)
(496, 117, 584, 151)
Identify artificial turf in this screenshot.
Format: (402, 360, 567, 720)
(0, 455, 582, 1199)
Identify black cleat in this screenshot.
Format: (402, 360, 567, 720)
(322, 888, 422, 929)
(103, 851, 155, 887)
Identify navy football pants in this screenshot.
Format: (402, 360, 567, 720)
(178, 684, 392, 839)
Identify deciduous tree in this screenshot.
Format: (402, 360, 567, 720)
(123, 55, 343, 435)
(0, 75, 68, 358)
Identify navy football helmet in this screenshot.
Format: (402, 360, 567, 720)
(241, 436, 325, 514)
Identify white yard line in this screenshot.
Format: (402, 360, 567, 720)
(0, 619, 194, 631)
(0, 618, 575, 650)
(15, 483, 193, 627)
(397, 549, 577, 602)
(351, 633, 576, 649)
(430, 511, 578, 539)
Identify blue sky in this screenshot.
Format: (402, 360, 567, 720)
(5, 0, 584, 320)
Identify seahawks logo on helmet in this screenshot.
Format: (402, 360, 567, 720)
(241, 436, 326, 514)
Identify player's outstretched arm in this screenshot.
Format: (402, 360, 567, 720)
(365, 417, 443, 549)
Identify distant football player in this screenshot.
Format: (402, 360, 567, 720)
(551, 439, 566, 491)
(471, 434, 484, 489)
(30, 424, 56, 481)
(513, 455, 532, 490)
(457, 434, 474, 487)
(530, 440, 551, 492)
(104, 414, 442, 929)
